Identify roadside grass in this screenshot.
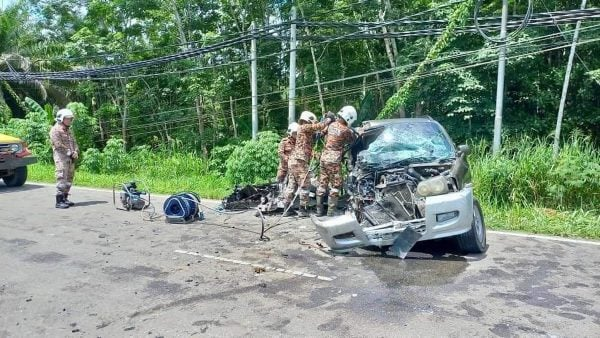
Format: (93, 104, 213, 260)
(27, 133, 600, 240)
(483, 204, 600, 239)
(28, 163, 231, 200)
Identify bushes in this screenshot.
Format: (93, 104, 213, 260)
(471, 132, 600, 211)
(67, 102, 98, 152)
(209, 143, 238, 173)
(0, 98, 99, 164)
(224, 131, 280, 185)
(0, 100, 53, 163)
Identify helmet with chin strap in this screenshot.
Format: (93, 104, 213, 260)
(337, 105, 357, 126)
(299, 111, 317, 124)
(56, 108, 75, 123)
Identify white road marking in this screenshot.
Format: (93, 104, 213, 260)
(174, 250, 336, 282)
(489, 230, 600, 246)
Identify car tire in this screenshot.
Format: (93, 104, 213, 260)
(456, 199, 487, 254)
(3, 166, 28, 187)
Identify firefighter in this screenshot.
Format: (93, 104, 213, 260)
(283, 110, 334, 217)
(316, 105, 357, 217)
(276, 122, 298, 184)
(49, 108, 79, 209)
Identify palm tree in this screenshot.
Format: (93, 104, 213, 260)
(0, 53, 68, 118)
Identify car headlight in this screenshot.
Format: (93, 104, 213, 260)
(416, 176, 450, 197)
(8, 143, 22, 153)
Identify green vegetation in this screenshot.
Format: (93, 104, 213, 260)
(472, 134, 600, 239)
(484, 205, 599, 239)
(471, 133, 600, 211)
(28, 163, 230, 200)
(2, 1, 599, 239)
(25, 131, 600, 239)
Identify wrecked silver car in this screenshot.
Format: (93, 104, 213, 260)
(312, 118, 487, 258)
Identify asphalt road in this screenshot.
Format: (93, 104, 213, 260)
(1, 183, 599, 337)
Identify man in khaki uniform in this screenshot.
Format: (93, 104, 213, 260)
(49, 108, 79, 209)
(283, 111, 334, 217)
(276, 122, 298, 184)
(317, 106, 357, 216)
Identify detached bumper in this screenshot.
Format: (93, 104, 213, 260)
(0, 156, 37, 170)
(312, 186, 474, 251)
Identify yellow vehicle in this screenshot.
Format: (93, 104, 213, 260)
(0, 133, 37, 187)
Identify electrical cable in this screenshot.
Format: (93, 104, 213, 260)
(474, 0, 534, 43)
(113, 33, 600, 139)
(0, 25, 288, 81)
(4, 9, 597, 82)
(540, 0, 600, 85)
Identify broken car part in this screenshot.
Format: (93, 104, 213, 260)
(313, 118, 487, 257)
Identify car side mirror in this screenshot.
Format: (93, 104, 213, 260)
(457, 144, 470, 155)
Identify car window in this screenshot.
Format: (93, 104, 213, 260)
(358, 122, 454, 168)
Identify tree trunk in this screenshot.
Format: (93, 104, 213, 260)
(195, 96, 207, 156)
(383, 0, 399, 59)
(339, 44, 345, 93)
(299, 7, 326, 114)
(230, 96, 238, 138)
(363, 40, 385, 106)
(379, 0, 400, 92)
(171, 0, 188, 49)
(415, 100, 423, 117)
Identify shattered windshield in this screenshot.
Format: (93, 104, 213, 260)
(357, 122, 454, 168)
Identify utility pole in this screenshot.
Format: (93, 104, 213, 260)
(250, 21, 258, 140)
(288, 6, 297, 124)
(492, 0, 509, 155)
(553, 0, 587, 158)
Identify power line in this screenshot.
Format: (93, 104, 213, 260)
(93, 19, 600, 89)
(0, 0, 465, 81)
(540, 1, 600, 85)
(0, 26, 288, 81)
(99, 22, 600, 130)
(3, 8, 598, 81)
(115, 35, 600, 138)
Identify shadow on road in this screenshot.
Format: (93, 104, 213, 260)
(327, 239, 487, 262)
(0, 183, 45, 194)
(74, 200, 109, 207)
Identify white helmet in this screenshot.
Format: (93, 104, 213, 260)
(337, 105, 357, 126)
(299, 111, 317, 124)
(56, 108, 75, 123)
(287, 122, 299, 135)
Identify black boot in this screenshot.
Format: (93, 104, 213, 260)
(315, 196, 325, 217)
(282, 202, 296, 217)
(295, 205, 309, 218)
(63, 193, 75, 206)
(55, 194, 69, 209)
(327, 196, 338, 217)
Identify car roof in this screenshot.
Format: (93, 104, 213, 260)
(360, 117, 437, 129)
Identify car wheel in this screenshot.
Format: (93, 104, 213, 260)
(3, 166, 28, 187)
(456, 199, 487, 254)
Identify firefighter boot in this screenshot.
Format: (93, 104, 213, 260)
(327, 196, 338, 217)
(315, 195, 325, 216)
(295, 204, 309, 218)
(63, 193, 75, 206)
(282, 202, 295, 217)
(55, 194, 69, 209)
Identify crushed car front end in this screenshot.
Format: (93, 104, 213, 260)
(312, 118, 486, 257)
(312, 185, 473, 250)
